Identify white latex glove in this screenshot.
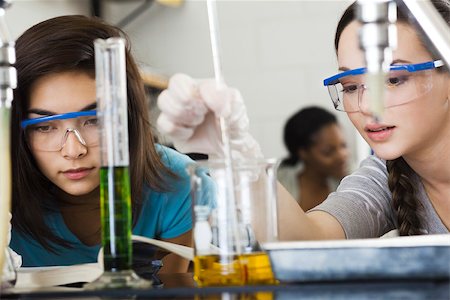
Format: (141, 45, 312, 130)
(157, 73, 263, 160)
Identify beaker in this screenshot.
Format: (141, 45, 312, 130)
(188, 159, 279, 287)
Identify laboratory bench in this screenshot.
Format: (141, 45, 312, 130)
(2, 273, 448, 299)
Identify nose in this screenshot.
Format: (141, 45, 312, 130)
(358, 85, 373, 116)
(60, 129, 88, 159)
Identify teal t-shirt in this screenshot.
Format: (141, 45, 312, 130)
(11, 145, 195, 267)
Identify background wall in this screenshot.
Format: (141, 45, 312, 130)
(5, 0, 370, 168)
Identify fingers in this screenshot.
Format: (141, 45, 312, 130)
(198, 80, 233, 118)
(157, 113, 195, 140)
(157, 73, 208, 127)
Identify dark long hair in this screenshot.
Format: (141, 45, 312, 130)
(281, 106, 337, 166)
(335, 0, 450, 236)
(11, 15, 174, 251)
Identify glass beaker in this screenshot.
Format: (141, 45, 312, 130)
(188, 159, 279, 287)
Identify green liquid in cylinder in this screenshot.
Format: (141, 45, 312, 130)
(100, 166, 132, 272)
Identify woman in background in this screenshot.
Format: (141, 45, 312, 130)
(10, 15, 196, 272)
(278, 106, 349, 211)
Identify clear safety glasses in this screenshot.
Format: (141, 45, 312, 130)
(21, 110, 99, 152)
(323, 60, 444, 113)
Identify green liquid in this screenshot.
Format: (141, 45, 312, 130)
(100, 166, 132, 272)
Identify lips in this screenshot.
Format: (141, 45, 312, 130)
(62, 167, 94, 180)
(365, 124, 396, 142)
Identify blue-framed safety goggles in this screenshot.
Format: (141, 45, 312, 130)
(323, 60, 444, 86)
(322, 60, 444, 113)
(21, 110, 97, 128)
(21, 110, 98, 152)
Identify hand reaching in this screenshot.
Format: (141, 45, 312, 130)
(157, 73, 263, 160)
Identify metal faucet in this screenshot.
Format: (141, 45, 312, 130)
(356, 0, 397, 119)
(0, 0, 16, 109)
(356, 0, 450, 119)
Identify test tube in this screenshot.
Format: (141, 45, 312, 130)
(85, 37, 150, 289)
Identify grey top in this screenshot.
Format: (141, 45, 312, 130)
(310, 155, 448, 238)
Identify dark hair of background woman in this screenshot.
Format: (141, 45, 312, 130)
(11, 15, 175, 251)
(281, 106, 337, 167)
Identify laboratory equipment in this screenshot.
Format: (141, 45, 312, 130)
(189, 159, 279, 287)
(0, 0, 17, 288)
(356, 0, 397, 118)
(265, 234, 450, 283)
(85, 37, 150, 290)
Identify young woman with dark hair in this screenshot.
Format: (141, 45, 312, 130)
(157, 0, 450, 239)
(10, 15, 197, 272)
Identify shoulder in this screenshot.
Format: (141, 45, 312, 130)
(359, 155, 387, 170)
(340, 155, 388, 186)
(277, 163, 303, 200)
(334, 155, 391, 200)
(155, 144, 194, 179)
(136, 146, 195, 238)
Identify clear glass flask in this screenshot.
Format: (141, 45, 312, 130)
(85, 37, 151, 290)
(188, 159, 279, 287)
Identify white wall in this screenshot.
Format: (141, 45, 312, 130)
(5, 0, 370, 168)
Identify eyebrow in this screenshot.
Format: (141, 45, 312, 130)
(338, 59, 413, 72)
(27, 102, 97, 116)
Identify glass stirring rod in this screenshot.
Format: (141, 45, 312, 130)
(206, 0, 242, 255)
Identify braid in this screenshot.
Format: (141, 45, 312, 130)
(386, 157, 423, 236)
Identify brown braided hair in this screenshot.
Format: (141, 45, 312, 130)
(386, 158, 423, 235)
(335, 0, 450, 235)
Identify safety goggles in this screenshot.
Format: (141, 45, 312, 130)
(323, 60, 444, 112)
(21, 110, 99, 152)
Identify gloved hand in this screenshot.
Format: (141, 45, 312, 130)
(157, 73, 263, 160)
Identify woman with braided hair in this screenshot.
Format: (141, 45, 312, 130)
(314, 0, 450, 237)
(157, 0, 450, 239)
